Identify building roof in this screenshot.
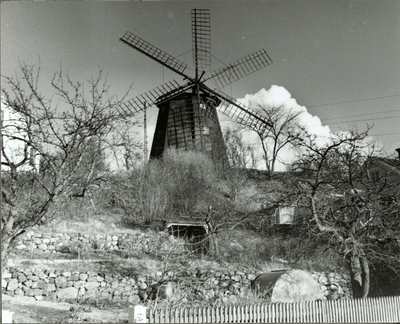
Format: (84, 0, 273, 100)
(378, 157, 400, 170)
(367, 156, 400, 175)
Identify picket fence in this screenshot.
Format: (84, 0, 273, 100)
(128, 296, 400, 323)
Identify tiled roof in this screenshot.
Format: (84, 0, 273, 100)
(369, 157, 400, 170)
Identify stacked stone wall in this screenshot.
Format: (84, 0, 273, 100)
(2, 268, 353, 303)
(15, 231, 182, 254)
(4, 231, 353, 302)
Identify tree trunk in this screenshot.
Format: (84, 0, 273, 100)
(1, 232, 24, 275)
(205, 217, 219, 257)
(348, 254, 370, 298)
(1, 212, 26, 275)
(1, 239, 11, 275)
(360, 256, 370, 298)
(210, 232, 219, 257)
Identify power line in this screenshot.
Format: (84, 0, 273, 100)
(370, 132, 400, 137)
(328, 115, 400, 125)
(322, 110, 400, 122)
(307, 94, 400, 108)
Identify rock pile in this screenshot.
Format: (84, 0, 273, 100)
(311, 271, 353, 299)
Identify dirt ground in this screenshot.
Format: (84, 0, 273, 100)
(1, 294, 130, 323)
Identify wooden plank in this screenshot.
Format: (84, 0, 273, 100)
(389, 296, 396, 322)
(261, 303, 266, 323)
(197, 306, 201, 324)
(268, 303, 271, 323)
(279, 303, 283, 323)
(154, 307, 158, 323)
(355, 298, 361, 323)
(303, 300, 308, 322)
(377, 297, 384, 323)
(360, 297, 367, 322)
(326, 299, 332, 323)
(386, 296, 393, 323)
(339, 299, 344, 323)
(333, 299, 338, 323)
(287, 302, 292, 323)
(346, 298, 352, 323)
(296, 300, 301, 323)
(381, 297, 389, 323)
(178, 307, 183, 323)
(335, 299, 340, 323)
(373, 297, 380, 323)
(158, 307, 161, 324)
(371, 297, 378, 323)
(184, 307, 188, 323)
(394, 296, 400, 322)
(367, 297, 374, 323)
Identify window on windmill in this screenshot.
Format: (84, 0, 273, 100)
(278, 206, 295, 224)
(202, 126, 210, 135)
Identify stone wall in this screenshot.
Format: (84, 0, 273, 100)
(15, 231, 184, 254)
(311, 271, 353, 299)
(2, 267, 352, 303)
(4, 231, 353, 303)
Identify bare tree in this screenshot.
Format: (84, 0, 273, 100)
(223, 126, 259, 169)
(278, 128, 400, 298)
(254, 104, 304, 176)
(1, 63, 132, 268)
(106, 118, 142, 171)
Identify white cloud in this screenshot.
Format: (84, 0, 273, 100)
(239, 86, 331, 139)
(222, 85, 334, 171)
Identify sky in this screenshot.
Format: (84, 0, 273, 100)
(2, 0, 400, 167)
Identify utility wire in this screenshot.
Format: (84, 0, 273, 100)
(327, 115, 400, 125)
(372, 132, 400, 137)
(322, 110, 400, 121)
(307, 94, 400, 108)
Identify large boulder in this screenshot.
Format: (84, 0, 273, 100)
(251, 269, 325, 302)
(56, 287, 78, 300)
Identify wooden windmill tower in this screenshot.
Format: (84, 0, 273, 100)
(119, 9, 273, 167)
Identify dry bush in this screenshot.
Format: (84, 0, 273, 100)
(96, 148, 219, 224)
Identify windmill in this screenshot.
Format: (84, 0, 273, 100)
(119, 9, 273, 167)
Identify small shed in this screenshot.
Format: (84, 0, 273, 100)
(251, 269, 325, 302)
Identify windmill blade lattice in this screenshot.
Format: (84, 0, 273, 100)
(211, 88, 272, 134)
(118, 80, 191, 116)
(120, 31, 189, 78)
(192, 9, 211, 72)
(205, 49, 272, 88)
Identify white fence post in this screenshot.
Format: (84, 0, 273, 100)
(128, 305, 148, 323)
(2, 310, 14, 324)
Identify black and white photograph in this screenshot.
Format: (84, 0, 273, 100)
(1, 1, 400, 323)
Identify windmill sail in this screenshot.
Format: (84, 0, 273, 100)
(120, 32, 189, 78)
(192, 9, 211, 72)
(205, 49, 273, 88)
(210, 88, 272, 134)
(117, 80, 191, 116)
